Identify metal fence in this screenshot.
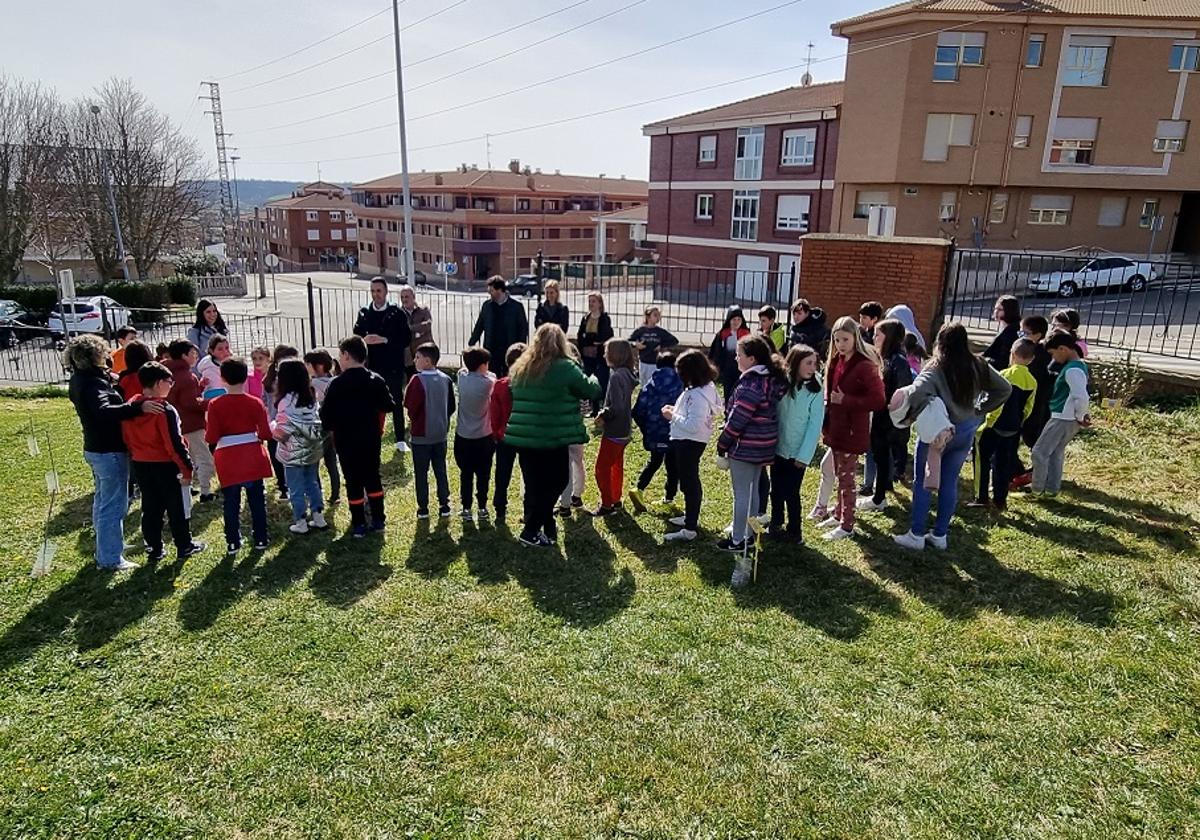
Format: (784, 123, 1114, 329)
(943, 249, 1200, 360)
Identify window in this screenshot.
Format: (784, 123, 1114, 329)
(1098, 197, 1128, 227)
(517, 198, 530, 211)
(472, 198, 496, 212)
(989, 193, 1009, 224)
(780, 128, 817, 166)
(307, 229, 320, 241)
(547, 227, 560, 239)
(1064, 36, 1112, 87)
(1140, 199, 1160, 228)
(308, 248, 316, 256)
(1050, 117, 1099, 165)
(734, 126, 764, 180)
(939, 191, 958, 223)
(330, 229, 343, 240)
(853, 190, 888, 220)
(934, 31, 985, 81)
(1013, 115, 1033, 148)
(731, 190, 760, 241)
(775, 195, 811, 232)
(346, 227, 357, 241)
(1154, 120, 1189, 153)
(570, 228, 584, 239)
(695, 193, 714, 220)
(543, 199, 559, 211)
(345, 212, 355, 223)
(698, 135, 717, 163)
(1170, 43, 1200, 72)
(517, 228, 531, 240)
(923, 113, 975, 162)
(305, 210, 319, 222)
(1026, 34, 1046, 67)
(329, 211, 342, 222)
(1028, 195, 1073, 226)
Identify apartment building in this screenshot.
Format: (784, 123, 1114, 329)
(263, 182, 358, 269)
(831, 0, 1200, 254)
(350, 162, 649, 281)
(641, 81, 842, 296)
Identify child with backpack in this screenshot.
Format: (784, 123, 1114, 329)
(629, 350, 683, 513)
(272, 358, 328, 534)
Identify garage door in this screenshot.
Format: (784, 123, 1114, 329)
(734, 254, 771, 302)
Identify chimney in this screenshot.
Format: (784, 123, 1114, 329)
(470, 163, 479, 171)
(526, 175, 536, 190)
(522, 165, 532, 176)
(534, 168, 542, 174)
(434, 173, 444, 185)
(460, 163, 468, 172)
(554, 169, 561, 175)
(508, 158, 521, 174)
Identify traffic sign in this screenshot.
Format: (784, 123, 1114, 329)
(264, 253, 280, 269)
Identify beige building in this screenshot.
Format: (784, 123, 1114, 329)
(831, 0, 1200, 254)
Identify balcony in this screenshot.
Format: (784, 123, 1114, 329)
(452, 239, 502, 256)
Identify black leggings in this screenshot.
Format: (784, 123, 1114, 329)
(637, 449, 678, 498)
(670, 439, 706, 530)
(769, 456, 807, 535)
(322, 437, 340, 500)
(454, 435, 495, 510)
(267, 438, 287, 492)
(493, 442, 518, 515)
(871, 423, 909, 504)
(517, 445, 569, 542)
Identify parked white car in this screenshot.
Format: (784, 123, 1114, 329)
(1027, 256, 1155, 298)
(48, 296, 131, 339)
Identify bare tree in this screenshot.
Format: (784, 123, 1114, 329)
(63, 102, 120, 280)
(0, 76, 63, 283)
(28, 144, 80, 281)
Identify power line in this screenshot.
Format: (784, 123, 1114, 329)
(228, 0, 471, 94)
(219, 5, 392, 81)
(240, 0, 807, 150)
(241, 9, 1027, 168)
(235, 0, 645, 136)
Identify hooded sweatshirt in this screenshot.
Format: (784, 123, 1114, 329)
(885, 304, 926, 350)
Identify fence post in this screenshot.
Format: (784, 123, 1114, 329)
(306, 277, 317, 349)
(99, 298, 111, 342)
(933, 240, 957, 334)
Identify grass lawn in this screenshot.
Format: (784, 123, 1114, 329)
(1, 394, 1199, 838)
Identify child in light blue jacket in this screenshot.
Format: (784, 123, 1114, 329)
(770, 344, 825, 541)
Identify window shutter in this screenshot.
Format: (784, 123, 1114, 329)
(924, 114, 952, 161)
(1157, 119, 1188, 140)
(1030, 195, 1073, 211)
(1053, 117, 1099, 140)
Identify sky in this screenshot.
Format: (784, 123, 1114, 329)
(2, 0, 885, 185)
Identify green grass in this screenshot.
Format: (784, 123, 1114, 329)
(1, 396, 1199, 838)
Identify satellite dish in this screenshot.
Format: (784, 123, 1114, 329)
(801, 72, 813, 87)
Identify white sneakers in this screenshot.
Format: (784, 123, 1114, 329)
(664, 529, 697, 542)
(290, 511, 328, 534)
(893, 531, 926, 551)
(818, 516, 840, 531)
(926, 533, 948, 550)
(856, 497, 887, 512)
(823, 527, 854, 541)
(394, 441, 409, 453)
(311, 511, 328, 529)
(668, 515, 688, 527)
(289, 520, 309, 535)
(807, 506, 828, 522)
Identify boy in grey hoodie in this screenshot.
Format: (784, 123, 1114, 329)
(403, 343, 456, 518)
(455, 346, 496, 521)
(592, 339, 638, 516)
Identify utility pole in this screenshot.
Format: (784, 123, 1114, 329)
(596, 174, 606, 265)
(254, 206, 267, 299)
(230, 153, 243, 270)
(390, 0, 416, 283)
(89, 104, 131, 281)
(200, 81, 237, 269)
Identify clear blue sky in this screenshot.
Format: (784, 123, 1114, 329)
(3, 0, 884, 184)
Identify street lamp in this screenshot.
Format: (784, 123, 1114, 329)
(89, 104, 131, 282)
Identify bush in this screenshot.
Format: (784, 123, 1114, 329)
(0, 286, 60, 316)
(166, 276, 196, 306)
(175, 251, 223, 277)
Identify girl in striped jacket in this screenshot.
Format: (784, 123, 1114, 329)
(716, 335, 786, 579)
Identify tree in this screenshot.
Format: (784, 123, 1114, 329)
(0, 76, 63, 283)
(174, 250, 222, 277)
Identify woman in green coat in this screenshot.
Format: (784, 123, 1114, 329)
(505, 323, 600, 548)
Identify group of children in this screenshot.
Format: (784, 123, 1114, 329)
(108, 293, 1092, 579)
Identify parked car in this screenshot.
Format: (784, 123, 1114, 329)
(47, 296, 131, 340)
(397, 270, 428, 287)
(0, 300, 35, 347)
(510, 274, 543, 297)
(1027, 257, 1155, 298)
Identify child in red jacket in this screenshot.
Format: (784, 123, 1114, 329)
(164, 339, 216, 502)
(819, 316, 885, 541)
(204, 357, 274, 553)
(487, 342, 526, 524)
(122, 362, 204, 561)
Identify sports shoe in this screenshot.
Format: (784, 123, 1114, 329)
(536, 532, 555, 546)
(395, 441, 409, 453)
(180, 541, 206, 558)
(823, 527, 854, 541)
(310, 511, 328, 529)
(570, 496, 583, 508)
(717, 537, 747, 552)
(439, 507, 452, 518)
(226, 541, 241, 556)
(370, 521, 386, 533)
(627, 489, 647, 513)
(253, 538, 269, 551)
(730, 557, 751, 589)
(145, 546, 165, 562)
(856, 497, 887, 512)
(477, 509, 490, 524)
(352, 525, 369, 539)
(289, 519, 310, 535)
(808, 505, 828, 522)
(1010, 471, 1032, 491)
(668, 515, 688, 527)
(461, 508, 474, 520)
(857, 486, 873, 497)
(589, 505, 618, 517)
(416, 509, 430, 520)
(926, 533, 948, 551)
(893, 531, 926, 551)
(277, 489, 289, 501)
(818, 516, 840, 530)
(103, 558, 139, 572)
(664, 528, 697, 542)
(518, 533, 543, 548)
(756, 513, 772, 525)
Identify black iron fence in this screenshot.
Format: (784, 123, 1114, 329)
(943, 249, 1200, 361)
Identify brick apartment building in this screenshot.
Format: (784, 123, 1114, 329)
(831, 0, 1200, 254)
(351, 162, 649, 281)
(262, 182, 358, 269)
(641, 81, 842, 300)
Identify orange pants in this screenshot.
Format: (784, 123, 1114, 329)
(595, 437, 628, 507)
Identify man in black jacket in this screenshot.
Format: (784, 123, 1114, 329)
(468, 277, 529, 376)
(354, 277, 412, 452)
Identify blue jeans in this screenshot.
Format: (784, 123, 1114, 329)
(910, 416, 981, 539)
(283, 464, 324, 520)
(83, 451, 130, 569)
(222, 480, 268, 546)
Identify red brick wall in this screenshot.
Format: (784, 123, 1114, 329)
(796, 234, 950, 338)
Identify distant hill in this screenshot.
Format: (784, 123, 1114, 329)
(197, 179, 351, 209)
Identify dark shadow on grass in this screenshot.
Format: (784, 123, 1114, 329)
(310, 529, 392, 608)
(603, 508, 679, 574)
(1, 555, 186, 669)
(1054, 481, 1199, 552)
(404, 518, 459, 579)
(461, 520, 511, 585)
(47, 493, 97, 538)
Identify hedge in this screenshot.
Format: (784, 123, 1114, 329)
(0, 277, 197, 320)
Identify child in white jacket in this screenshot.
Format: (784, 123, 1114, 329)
(661, 350, 724, 542)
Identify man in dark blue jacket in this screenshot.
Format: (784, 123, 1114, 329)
(354, 277, 412, 452)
